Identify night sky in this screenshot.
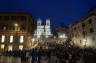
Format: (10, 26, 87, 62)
(0, 0, 96, 30)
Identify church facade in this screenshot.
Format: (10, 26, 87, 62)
(34, 19, 52, 39)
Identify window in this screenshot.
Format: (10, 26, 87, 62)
(8, 45, 12, 51)
(19, 45, 23, 50)
(1, 44, 4, 49)
(3, 26, 6, 30)
(92, 37, 95, 41)
(14, 36, 19, 43)
(4, 16, 9, 20)
(0, 26, 3, 30)
(11, 16, 16, 20)
(83, 31, 86, 37)
(1, 35, 5, 43)
(12, 26, 15, 30)
(0, 16, 2, 20)
(74, 27, 76, 31)
(0, 26, 2, 30)
(8, 26, 12, 30)
(20, 26, 26, 30)
(90, 28, 94, 33)
(3, 25, 8, 30)
(0, 25, 6, 30)
(8, 25, 15, 30)
(10, 35, 13, 43)
(82, 23, 85, 27)
(88, 19, 92, 24)
(21, 16, 27, 21)
(20, 36, 24, 43)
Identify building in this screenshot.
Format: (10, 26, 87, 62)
(0, 12, 35, 53)
(34, 19, 52, 39)
(70, 8, 96, 48)
(54, 24, 69, 39)
(53, 24, 70, 44)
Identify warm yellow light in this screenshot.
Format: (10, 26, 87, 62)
(1, 35, 5, 43)
(32, 38, 35, 42)
(20, 36, 24, 43)
(10, 35, 13, 43)
(19, 45, 23, 50)
(1, 44, 4, 49)
(14, 23, 18, 26)
(8, 45, 12, 51)
(59, 34, 67, 38)
(83, 39, 87, 42)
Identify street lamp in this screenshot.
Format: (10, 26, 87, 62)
(32, 38, 35, 42)
(14, 23, 18, 27)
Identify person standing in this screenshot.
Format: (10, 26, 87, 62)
(31, 48, 38, 63)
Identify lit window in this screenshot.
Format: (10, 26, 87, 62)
(3, 26, 6, 30)
(8, 45, 12, 51)
(10, 35, 13, 43)
(19, 45, 23, 50)
(1, 44, 4, 49)
(1, 35, 5, 43)
(20, 36, 24, 43)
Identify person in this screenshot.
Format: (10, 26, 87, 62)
(21, 50, 26, 61)
(26, 51, 30, 61)
(31, 48, 38, 63)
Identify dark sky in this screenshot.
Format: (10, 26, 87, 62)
(0, 0, 96, 29)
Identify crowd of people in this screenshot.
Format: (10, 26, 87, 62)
(2, 42, 96, 63)
(55, 43, 96, 63)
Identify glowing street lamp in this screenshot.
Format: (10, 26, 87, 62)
(32, 38, 35, 42)
(14, 23, 18, 27)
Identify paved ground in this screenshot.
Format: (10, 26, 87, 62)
(0, 55, 58, 63)
(0, 56, 21, 63)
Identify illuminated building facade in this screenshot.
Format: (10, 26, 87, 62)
(54, 25, 69, 39)
(70, 8, 96, 48)
(52, 24, 70, 45)
(34, 19, 52, 39)
(0, 12, 35, 53)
